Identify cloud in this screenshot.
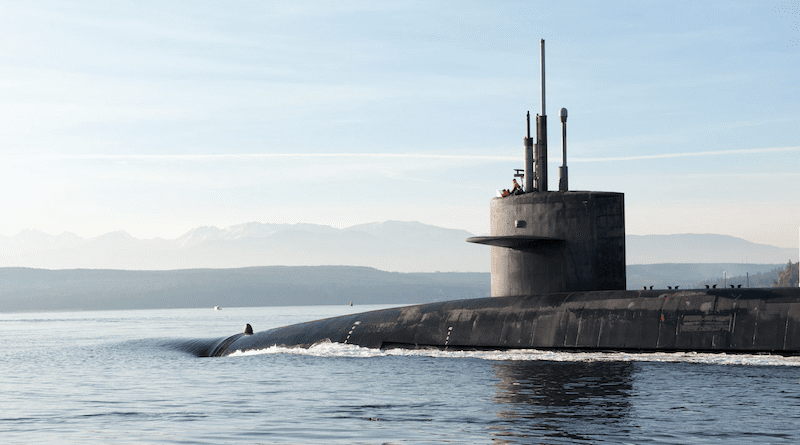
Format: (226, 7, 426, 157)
(5, 145, 798, 163)
(571, 146, 800, 162)
(2, 153, 519, 162)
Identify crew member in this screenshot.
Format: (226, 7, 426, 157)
(511, 179, 522, 194)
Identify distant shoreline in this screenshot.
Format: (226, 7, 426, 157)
(0, 266, 490, 313)
(1, 263, 792, 313)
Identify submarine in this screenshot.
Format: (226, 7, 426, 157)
(201, 40, 800, 357)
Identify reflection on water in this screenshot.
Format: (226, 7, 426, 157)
(490, 361, 635, 443)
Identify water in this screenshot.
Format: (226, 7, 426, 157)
(3, 305, 800, 444)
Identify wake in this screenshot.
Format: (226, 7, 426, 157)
(228, 341, 800, 366)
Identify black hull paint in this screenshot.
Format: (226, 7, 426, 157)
(206, 288, 800, 356)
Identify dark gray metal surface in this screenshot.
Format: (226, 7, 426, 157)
(206, 287, 800, 356)
(466, 235, 562, 249)
(485, 191, 626, 296)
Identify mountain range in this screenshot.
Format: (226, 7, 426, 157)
(1, 221, 797, 272)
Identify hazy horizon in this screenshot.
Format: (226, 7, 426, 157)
(2, 221, 797, 272)
(3, 219, 799, 250)
(1, 2, 798, 249)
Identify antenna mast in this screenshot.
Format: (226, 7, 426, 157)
(524, 111, 533, 191)
(535, 39, 548, 192)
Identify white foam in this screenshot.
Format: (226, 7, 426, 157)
(228, 342, 800, 366)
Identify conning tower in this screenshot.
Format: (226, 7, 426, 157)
(468, 40, 626, 296)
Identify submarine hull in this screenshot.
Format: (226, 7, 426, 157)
(208, 287, 800, 356)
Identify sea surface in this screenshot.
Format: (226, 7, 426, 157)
(2, 304, 800, 444)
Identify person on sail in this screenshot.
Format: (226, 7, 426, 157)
(511, 178, 522, 195)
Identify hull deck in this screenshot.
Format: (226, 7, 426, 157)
(204, 288, 800, 356)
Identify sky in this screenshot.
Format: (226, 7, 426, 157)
(1, 1, 799, 249)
